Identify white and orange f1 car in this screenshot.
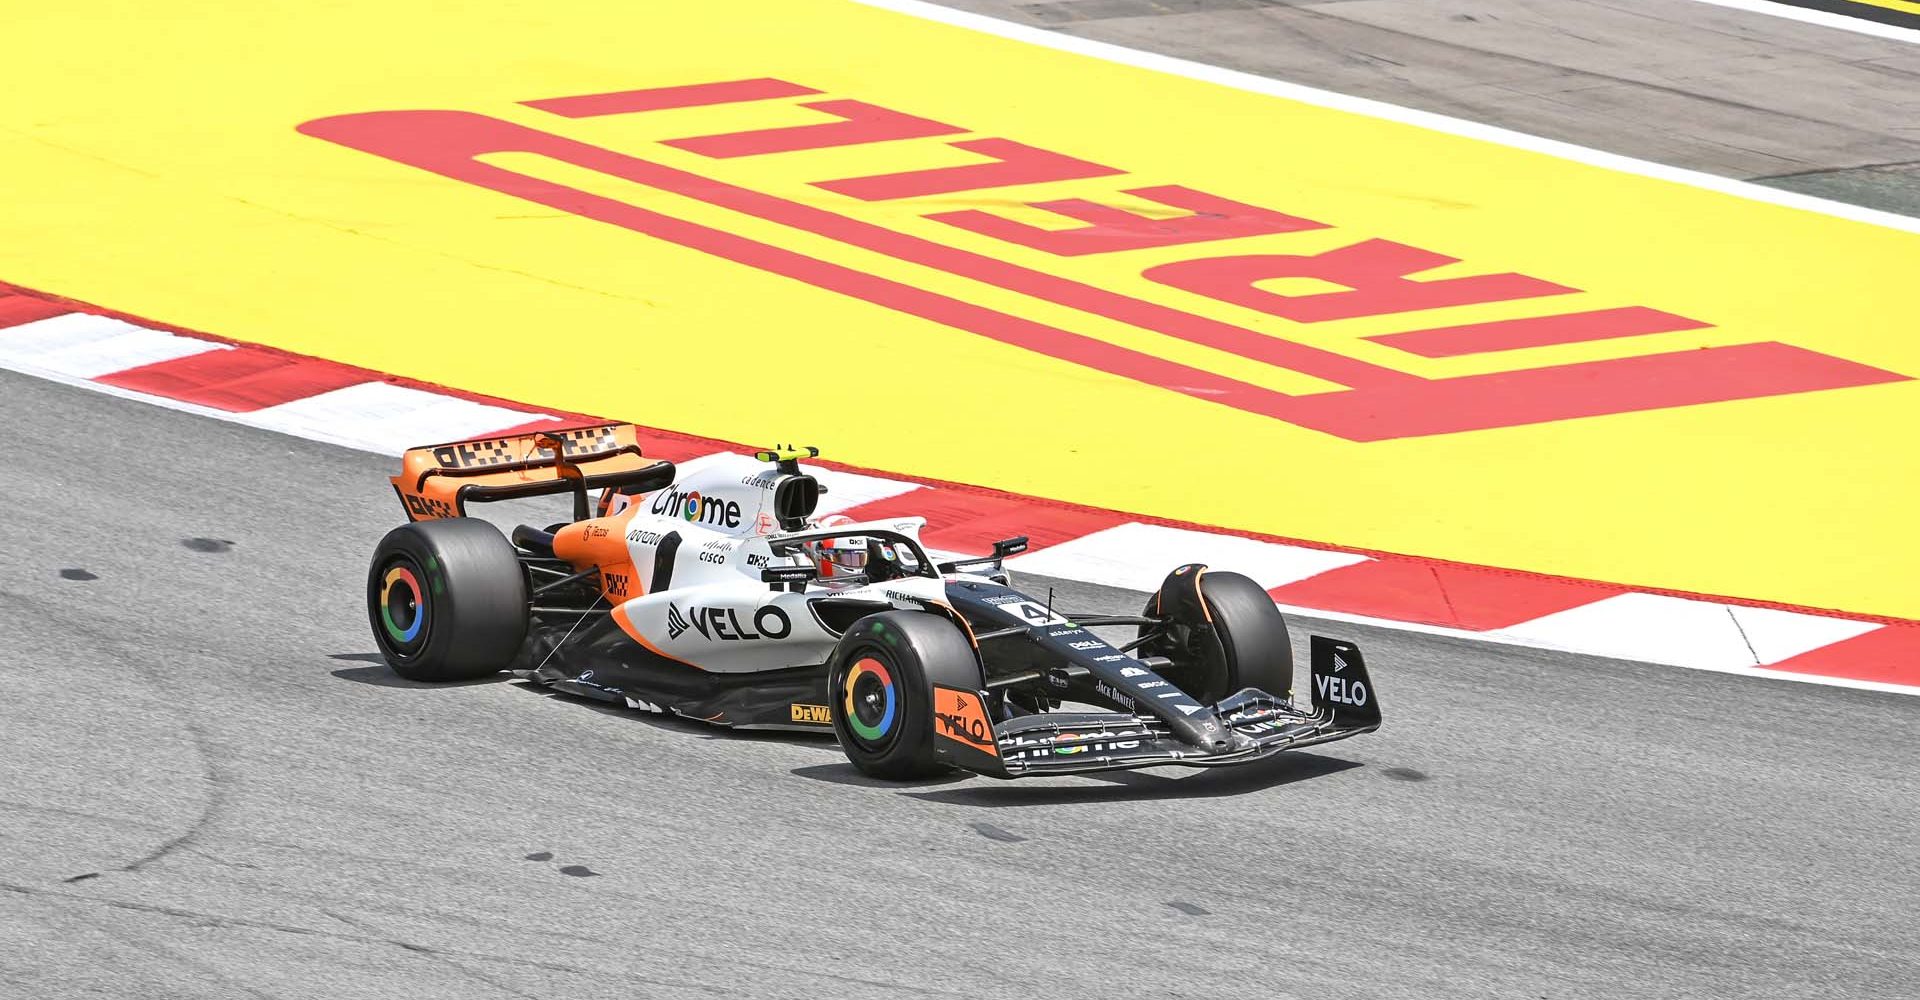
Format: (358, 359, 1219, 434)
(368, 423, 1381, 779)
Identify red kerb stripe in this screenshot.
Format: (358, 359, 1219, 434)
(834, 489, 1128, 556)
(0, 294, 72, 328)
(1763, 624, 1920, 685)
(97, 346, 370, 411)
(1268, 558, 1626, 631)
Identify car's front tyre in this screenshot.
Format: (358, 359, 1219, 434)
(1138, 566, 1294, 703)
(827, 611, 983, 780)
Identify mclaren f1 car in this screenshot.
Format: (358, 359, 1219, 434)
(367, 423, 1381, 779)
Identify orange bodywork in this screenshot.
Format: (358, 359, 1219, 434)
(932, 685, 1000, 760)
(390, 423, 662, 521)
(553, 505, 641, 601)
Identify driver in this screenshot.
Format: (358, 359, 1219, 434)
(804, 515, 869, 584)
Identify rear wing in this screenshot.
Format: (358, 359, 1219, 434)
(390, 422, 674, 521)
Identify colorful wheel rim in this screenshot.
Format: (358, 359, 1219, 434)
(841, 656, 897, 744)
(379, 564, 426, 645)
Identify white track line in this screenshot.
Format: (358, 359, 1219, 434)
(249, 382, 553, 454)
(0, 315, 229, 377)
(1496, 592, 1879, 669)
(856, 0, 1920, 233)
(1009, 522, 1370, 593)
(1269, 600, 1919, 697)
(0, 358, 550, 457)
(1684, 0, 1920, 46)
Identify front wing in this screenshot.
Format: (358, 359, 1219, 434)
(935, 636, 1383, 779)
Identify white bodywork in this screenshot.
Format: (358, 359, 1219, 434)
(608, 453, 951, 673)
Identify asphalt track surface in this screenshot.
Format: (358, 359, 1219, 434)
(4, 367, 1919, 999)
(935, 0, 1920, 217)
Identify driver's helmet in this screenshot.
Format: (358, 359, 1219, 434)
(805, 514, 868, 581)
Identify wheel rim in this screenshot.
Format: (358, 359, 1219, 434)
(374, 558, 430, 655)
(840, 653, 899, 750)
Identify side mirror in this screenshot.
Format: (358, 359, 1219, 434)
(940, 537, 1027, 580)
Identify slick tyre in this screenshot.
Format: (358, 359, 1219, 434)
(368, 519, 530, 682)
(828, 611, 983, 781)
(1139, 568, 1293, 704)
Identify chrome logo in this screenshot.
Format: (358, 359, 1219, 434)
(841, 656, 896, 742)
(380, 565, 425, 643)
(682, 490, 703, 522)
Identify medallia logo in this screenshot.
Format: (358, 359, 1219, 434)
(650, 485, 742, 528)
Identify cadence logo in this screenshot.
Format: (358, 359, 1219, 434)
(650, 485, 742, 528)
(299, 79, 1907, 442)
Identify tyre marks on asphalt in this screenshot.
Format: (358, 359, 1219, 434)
(523, 851, 605, 878)
(968, 822, 1028, 843)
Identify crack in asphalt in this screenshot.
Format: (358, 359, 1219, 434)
(1726, 607, 1763, 666)
(323, 909, 543, 1000)
(4, 878, 987, 998)
(53, 895, 287, 1000)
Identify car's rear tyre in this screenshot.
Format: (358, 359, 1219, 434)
(367, 519, 529, 682)
(828, 611, 982, 780)
(1138, 567, 1293, 704)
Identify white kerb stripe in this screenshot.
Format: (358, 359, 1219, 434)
(1007, 521, 1370, 593)
(665, 452, 923, 514)
(1724, 603, 1884, 666)
(0, 314, 229, 378)
(1495, 593, 1880, 670)
(247, 382, 552, 456)
(658, 452, 745, 480)
(809, 467, 922, 515)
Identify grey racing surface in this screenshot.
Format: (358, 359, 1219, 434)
(4, 368, 1918, 999)
(931, 0, 1920, 217)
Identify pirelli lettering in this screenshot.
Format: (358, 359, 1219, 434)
(302, 87, 1906, 443)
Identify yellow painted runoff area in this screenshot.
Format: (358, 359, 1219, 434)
(0, 1, 1916, 618)
(1844, 0, 1920, 15)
